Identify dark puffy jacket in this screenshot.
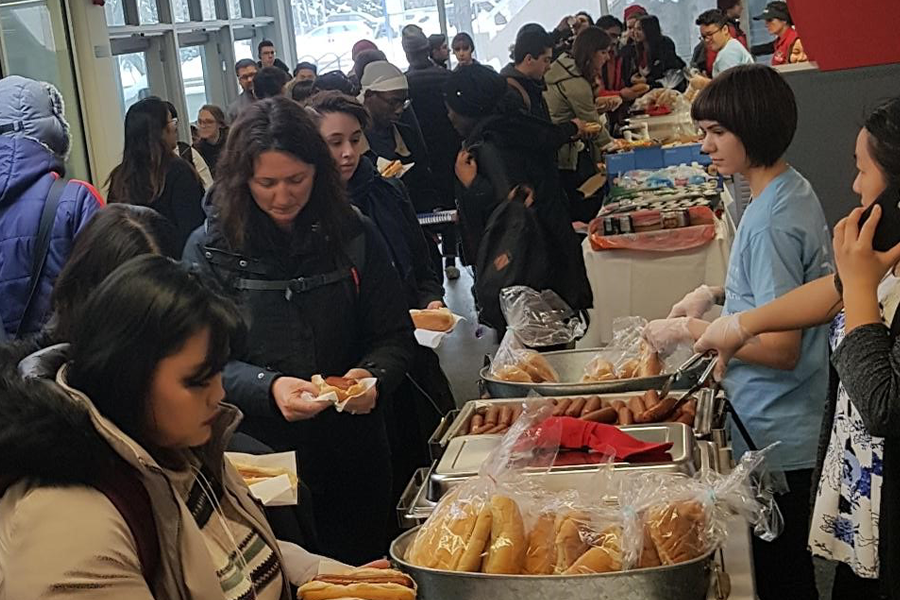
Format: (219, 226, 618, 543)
(347, 156, 443, 309)
(620, 36, 687, 92)
(0, 137, 102, 337)
(406, 62, 459, 211)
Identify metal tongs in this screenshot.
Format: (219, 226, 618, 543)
(657, 351, 717, 399)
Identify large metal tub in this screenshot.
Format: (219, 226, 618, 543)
(481, 348, 707, 398)
(390, 527, 715, 600)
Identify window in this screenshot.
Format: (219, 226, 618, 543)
(114, 52, 149, 117)
(607, 0, 716, 60)
(234, 39, 253, 60)
(104, 0, 126, 26)
(292, 0, 441, 73)
(180, 47, 209, 120)
(0, 0, 90, 178)
(200, 0, 218, 20)
(173, 0, 190, 22)
(229, 0, 244, 18)
(139, 0, 159, 24)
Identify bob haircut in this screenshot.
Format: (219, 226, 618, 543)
(50, 204, 177, 341)
(691, 64, 797, 168)
(864, 96, 900, 188)
(67, 255, 246, 447)
(212, 96, 355, 250)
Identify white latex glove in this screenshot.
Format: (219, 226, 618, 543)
(693, 313, 757, 380)
(668, 285, 721, 319)
(643, 317, 695, 356)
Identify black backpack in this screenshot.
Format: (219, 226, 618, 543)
(474, 189, 551, 330)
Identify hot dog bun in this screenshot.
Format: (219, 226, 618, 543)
(482, 495, 526, 574)
(524, 513, 556, 575)
(380, 159, 404, 178)
(229, 461, 298, 487)
(312, 375, 366, 402)
(406, 493, 492, 572)
(298, 568, 416, 600)
(410, 308, 455, 332)
(564, 527, 623, 575)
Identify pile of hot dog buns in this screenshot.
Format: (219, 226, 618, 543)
(464, 392, 696, 435)
(581, 345, 663, 383)
(492, 351, 559, 384)
(405, 492, 708, 575)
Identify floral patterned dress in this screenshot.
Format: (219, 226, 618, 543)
(808, 276, 900, 578)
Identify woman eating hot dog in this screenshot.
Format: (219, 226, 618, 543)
(183, 96, 415, 564)
(694, 96, 900, 599)
(642, 64, 831, 600)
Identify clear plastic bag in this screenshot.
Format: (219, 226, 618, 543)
(405, 402, 564, 574)
(489, 329, 560, 384)
(616, 444, 784, 567)
(582, 317, 694, 382)
(500, 286, 586, 348)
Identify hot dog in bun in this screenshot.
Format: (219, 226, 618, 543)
(297, 567, 416, 600)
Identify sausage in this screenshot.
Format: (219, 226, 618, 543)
(628, 396, 646, 415)
(610, 400, 625, 411)
(582, 396, 602, 416)
(483, 423, 507, 434)
(675, 412, 695, 426)
(636, 395, 679, 423)
(485, 406, 500, 425)
(581, 407, 618, 424)
(469, 413, 485, 434)
(618, 407, 634, 426)
(499, 406, 513, 427)
(553, 397, 572, 417)
(566, 397, 587, 417)
(510, 406, 523, 424)
(681, 399, 697, 417)
(642, 389, 660, 408)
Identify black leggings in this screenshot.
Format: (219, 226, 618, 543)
(832, 561, 889, 599)
(751, 468, 819, 600)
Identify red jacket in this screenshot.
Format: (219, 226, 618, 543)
(772, 27, 799, 66)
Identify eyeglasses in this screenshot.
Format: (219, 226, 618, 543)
(699, 27, 724, 41)
(168, 117, 178, 127)
(381, 95, 411, 111)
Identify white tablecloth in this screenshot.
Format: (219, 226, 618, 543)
(578, 191, 736, 347)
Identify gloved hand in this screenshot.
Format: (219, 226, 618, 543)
(668, 285, 722, 319)
(643, 317, 695, 355)
(693, 313, 756, 380)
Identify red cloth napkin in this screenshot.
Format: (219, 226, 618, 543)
(526, 417, 673, 462)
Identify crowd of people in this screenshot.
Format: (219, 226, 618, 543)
(0, 3, 894, 600)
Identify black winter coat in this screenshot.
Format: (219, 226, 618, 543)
(182, 201, 415, 564)
(620, 36, 687, 92)
(456, 113, 592, 321)
(499, 64, 577, 147)
(406, 62, 460, 211)
(347, 156, 444, 309)
(365, 108, 439, 214)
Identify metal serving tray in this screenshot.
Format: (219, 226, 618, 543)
(480, 348, 707, 398)
(390, 527, 716, 600)
(428, 422, 696, 502)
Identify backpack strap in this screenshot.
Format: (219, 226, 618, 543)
(506, 77, 531, 111)
(92, 459, 160, 590)
(14, 177, 66, 339)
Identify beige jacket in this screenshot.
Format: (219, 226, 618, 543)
(0, 360, 297, 600)
(543, 53, 613, 171)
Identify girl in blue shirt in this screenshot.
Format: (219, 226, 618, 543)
(644, 64, 830, 600)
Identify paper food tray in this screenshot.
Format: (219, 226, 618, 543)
(305, 375, 378, 412)
(376, 157, 415, 178)
(411, 310, 464, 349)
(226, 451, 298, 506)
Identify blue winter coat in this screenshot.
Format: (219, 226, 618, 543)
(0, 136, 102, 337)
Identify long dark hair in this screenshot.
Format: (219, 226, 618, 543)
(50, 205, 177, 341)
(572, 27, 612, 81)
(637, 15, 664, 63)
(107, 97, 172, 205)
(67, 255, 246, 447)
(865, 96, 900, 188)
(212, 95, 355, 250)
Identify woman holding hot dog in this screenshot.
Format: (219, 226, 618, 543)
(642, 65, 831, 599)
(183, 96, 415, 564)
(694, 96, 900, 599)
(307, 90, 456, 528)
